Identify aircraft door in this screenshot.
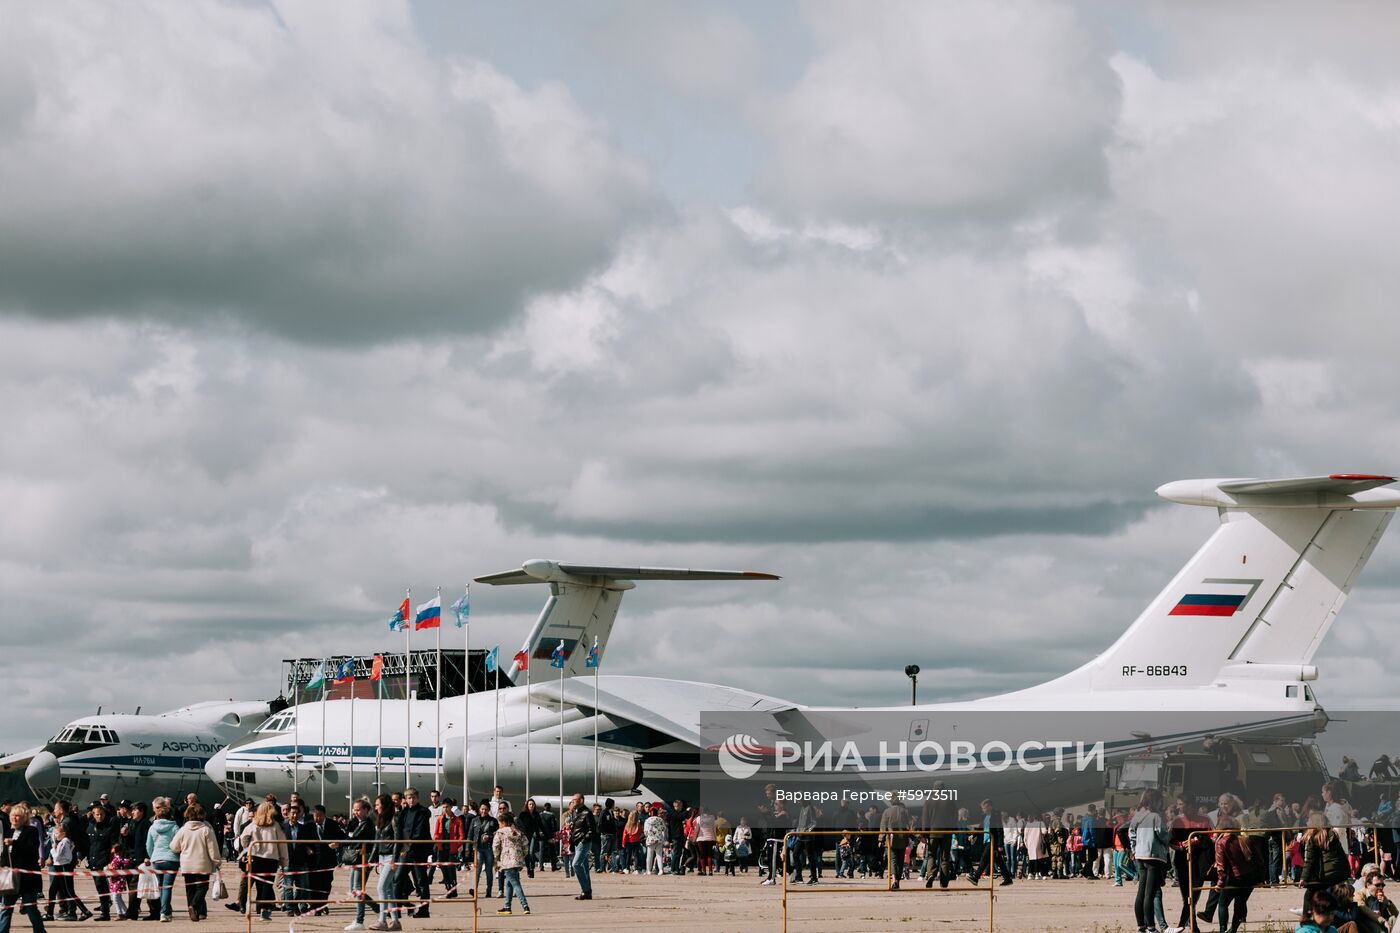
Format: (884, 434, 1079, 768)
(182, 758, 205, 795)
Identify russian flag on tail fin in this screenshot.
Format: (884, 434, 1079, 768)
(1170, 594, 1246, 616)
(1169, 579, 1262, 617)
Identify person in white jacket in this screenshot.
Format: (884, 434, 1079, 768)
(169, 804, 222, 923)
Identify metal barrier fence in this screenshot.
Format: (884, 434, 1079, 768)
(1184, 824, 1383, 933)
(238, 837, 482, 933)
(778, 829, 995, 933)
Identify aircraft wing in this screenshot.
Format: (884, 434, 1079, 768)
(529, 675, 797, 749)
(0, 746, 42, 774)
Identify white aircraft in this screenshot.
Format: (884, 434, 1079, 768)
(204, 566, 782, 804)
(205, 474, 1399, 811)
(0, 700, 282, 805)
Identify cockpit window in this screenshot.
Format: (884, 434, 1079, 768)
(44, 723, 120, 758)
(260, 710, 296, 733)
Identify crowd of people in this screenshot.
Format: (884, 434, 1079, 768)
(740, 775, 1400, 933)
(7, 775, 1400, 932)
(0, 785, 768, 931)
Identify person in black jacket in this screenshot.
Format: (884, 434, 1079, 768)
(467, 803, 498, 898)
(565, 794, 597, 900)
(120, 802, 153, 920)
(516, 801, 543, 879)
(282, 803, 317, 916)
(968, 799, 1012, 887)
(395, 789, 432, 918)
(538, 805, 559, 871)
(3, 803, 49, 933)
(596, 801, 618, 874)
(308, 806, 342, 917)
(344, 799, 377, 929)
(85, 805, 119, 920)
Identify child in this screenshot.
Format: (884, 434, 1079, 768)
(720, 835, 737, 876)
(837, 834, 854, 879)
(106, 845, 133, 921)
(492, 814, 530, 917)
(45, 824, 90, 921)
(1295, 887, 1341, 933)
(558, 824, 573, 878)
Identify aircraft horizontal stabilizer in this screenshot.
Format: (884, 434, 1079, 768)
(1219, 474, 1397, 496)
(475, 560, 779, 586)
(477, 560, 779, 681)
(1158, 474, 1400, 509)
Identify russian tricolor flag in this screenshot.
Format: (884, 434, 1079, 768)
(414, 596, 442, 630)
(1169, 594, 1247, 616)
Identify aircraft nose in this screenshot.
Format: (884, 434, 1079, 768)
(25, 751, 60, 796)
(204, 748, 229, 788)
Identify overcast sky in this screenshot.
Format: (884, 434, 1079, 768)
(4, 0, 1400, 750)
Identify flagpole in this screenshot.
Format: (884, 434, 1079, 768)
(435, 586, 442, 794)
(349, 672, 355, 809)
(493, 666, 499, 790)
(470, 582, 476, 806)
(294, 660, 301, 794)
(320, 660, 327, 808)
(376, 656, 383, 794)
(558, 647, 564, 807)
(524, 659, 531, 802)
(405, 587, 411, 790)
(593, 638, 599, 803)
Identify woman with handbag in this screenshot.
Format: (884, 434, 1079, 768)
(1, 803, 48, 933)
(146, 798, 180, 923)
(236, 803, 288, 923)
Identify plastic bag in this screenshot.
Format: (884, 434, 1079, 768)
(136, 866, 161, 900)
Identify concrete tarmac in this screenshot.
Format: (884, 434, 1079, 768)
(48, 867, 1313, 933)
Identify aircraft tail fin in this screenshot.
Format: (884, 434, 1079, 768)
(1060, 475, 1399, 694)
(474, 561, 779, 680)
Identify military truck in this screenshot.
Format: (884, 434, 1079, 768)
(1104, 738, 1329, 813)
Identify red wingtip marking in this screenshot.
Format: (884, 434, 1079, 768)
(1329, 473, 1395, 482)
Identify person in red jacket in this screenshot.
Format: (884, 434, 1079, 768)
(1213, 816, 1259, 933)
(433, 799, 465, 899)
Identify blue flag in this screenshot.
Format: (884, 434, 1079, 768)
(333, 658, 355, 684)
(550, 640, 566, 669)
(585, 638, 599, 668)
(484, 646, 499, 674)
(451, 594, 470, 627)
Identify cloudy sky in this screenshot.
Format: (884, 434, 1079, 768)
(5, 0, 1400, 750)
